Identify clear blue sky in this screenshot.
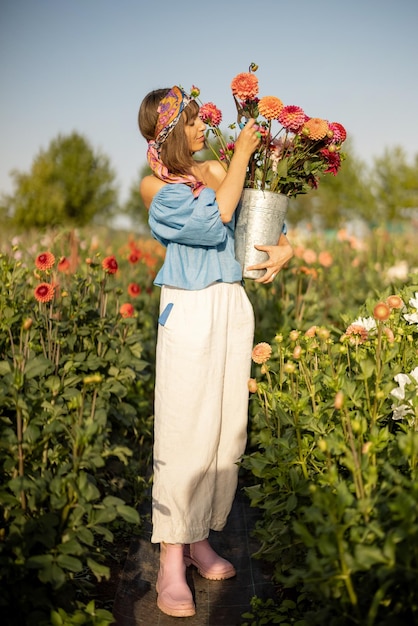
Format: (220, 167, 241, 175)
(1, 0, 417, 205)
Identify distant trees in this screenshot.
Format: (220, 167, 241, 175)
(1, 130, 417, 233)
(290, 143, 418, 230)
(371, 147, 418, 224)
(3, 132, 117, 229)
(120, 164, 151, 233)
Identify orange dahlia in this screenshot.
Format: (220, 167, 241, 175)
(128, 250, 140, 264)
(386, 295, 403, 309)
(57, 256, 70, 273)
(318, 251, 333, 268)
(35, 251, 55, 270)
(373, 302, 391, 321)
(120, 303, 135, 318)
(258, 96, 284, 120)
(34, 282, 55, 303)
(251, 342, 272, 364)
(102, 255, 118, 274)
(302, 117, 329, 140)
(128, 282, 142, 297)
(231, 72, 259, 100)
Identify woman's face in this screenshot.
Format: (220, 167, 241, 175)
(184, 112, 206, 153)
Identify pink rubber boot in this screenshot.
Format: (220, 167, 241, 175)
(156, 543, 195, 617)
(184, 539, 236, 580)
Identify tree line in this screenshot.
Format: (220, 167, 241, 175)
(1, 131, 417, 233)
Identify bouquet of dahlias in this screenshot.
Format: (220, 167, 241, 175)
(194, 63, 347, 198)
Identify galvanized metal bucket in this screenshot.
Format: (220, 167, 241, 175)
(234, 189, 289, 279)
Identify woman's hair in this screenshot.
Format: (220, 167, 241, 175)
(138, 88, 200, 175)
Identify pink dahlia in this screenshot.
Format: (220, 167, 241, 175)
(278, 105, 306, 132)
(220, 142, 235, 161)
(345, 324, 368, 345)
(231, 72, 259, 100)
(328, 122, 347, 144)
(199, 102, 222, 126)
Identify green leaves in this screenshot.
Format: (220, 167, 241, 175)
(0, 239, 157, 624)
(244, 281, 418, 623)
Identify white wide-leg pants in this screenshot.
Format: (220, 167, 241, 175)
(151, 282, 255, 544)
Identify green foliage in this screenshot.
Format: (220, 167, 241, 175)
(50, 600, 114, 626)
(371, 147, 418, 223)
(121, 164, 151, 233)
(246, 227, 418, 343)
(243, 280, 418, 625)
(290, 141, 377, 229)
(4, 132, 117, 229)
(0, 229, 161, 624)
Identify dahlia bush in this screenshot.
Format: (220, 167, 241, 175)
(0, 228, 163, 625)
(243, 281, 418, 625)
(194, 63, 347, 197)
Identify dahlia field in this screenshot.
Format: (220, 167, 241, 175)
(1, 224, 418, 625)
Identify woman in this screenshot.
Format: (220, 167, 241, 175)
(138, 85, 293, 618)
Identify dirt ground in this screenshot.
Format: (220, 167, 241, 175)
(93, 535, 132, 614)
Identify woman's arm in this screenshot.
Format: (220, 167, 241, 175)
(212, 119, 261, 223)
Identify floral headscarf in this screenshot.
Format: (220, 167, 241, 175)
(147, 86, 205, 197)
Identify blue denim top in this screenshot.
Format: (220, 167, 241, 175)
(149, 184, 242, 290)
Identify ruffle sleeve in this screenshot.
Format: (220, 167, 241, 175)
(149, 184, 227, 248)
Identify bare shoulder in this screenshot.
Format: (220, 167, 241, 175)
(196, 159, 227, 191)
(140, 175, 167, 209)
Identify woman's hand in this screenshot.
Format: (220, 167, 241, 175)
(233, 118, 261, 159)
(246, 234, 294, 284)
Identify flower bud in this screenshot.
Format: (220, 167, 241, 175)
(383, 327, 395, 343)
(334, 390, 344, 409)
(22, 318, 33, 331)
(289, 330, 300, 341)
(248, 378, 258, 393)
(362, 441, 372, 454)
(317, 438, 327, 452)
(283, 362, 296, 374)
(317, 327, 330, 341)
(293, 345, 302, 359)
(83, 374, 103, 385)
